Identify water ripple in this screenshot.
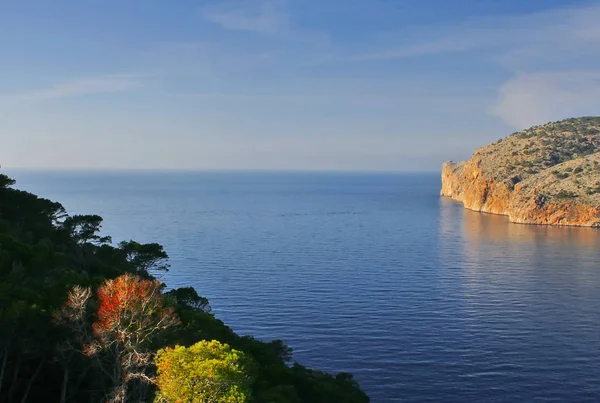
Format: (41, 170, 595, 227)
(9, 170, 600, 403)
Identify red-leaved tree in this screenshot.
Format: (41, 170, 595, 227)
(85, 274, 179, 402)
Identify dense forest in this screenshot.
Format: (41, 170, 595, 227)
(0, 174, 369, 402)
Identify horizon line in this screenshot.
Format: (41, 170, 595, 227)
(1, 166, 442, 175)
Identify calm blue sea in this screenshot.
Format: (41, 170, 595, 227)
(7, 170, 600, 402)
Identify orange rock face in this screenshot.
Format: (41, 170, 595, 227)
(441, 161, 600, 227)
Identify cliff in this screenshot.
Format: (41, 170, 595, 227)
(441, 117, 600, 227)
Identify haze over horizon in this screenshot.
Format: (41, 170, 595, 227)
(2, 0, 600, 171)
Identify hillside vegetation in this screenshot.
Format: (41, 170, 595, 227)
(0, 174, 369, 403)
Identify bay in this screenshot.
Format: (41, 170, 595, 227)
(8, 170, 600, 402)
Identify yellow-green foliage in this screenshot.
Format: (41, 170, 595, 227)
(155, 340, 253, 403)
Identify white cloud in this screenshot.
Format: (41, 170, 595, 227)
(200, 0, 288, 35)
(13, 74, 146, 101)
(490, 72, 600, 129)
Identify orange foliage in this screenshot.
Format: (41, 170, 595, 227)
(85, 274, 180, 401)
(92, 274, 179, 346)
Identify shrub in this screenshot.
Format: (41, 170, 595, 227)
(555, 190, 578, 199)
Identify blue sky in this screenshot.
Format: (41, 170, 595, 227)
(1, 0, 600, 171)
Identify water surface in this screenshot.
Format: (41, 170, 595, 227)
(8, 170, 600, 402)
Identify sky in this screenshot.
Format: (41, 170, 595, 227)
(1, 0, 600, 171)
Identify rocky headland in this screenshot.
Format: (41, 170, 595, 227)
(441, 117, 600, 227)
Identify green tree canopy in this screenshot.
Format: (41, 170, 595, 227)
(155, 340, 253, 403)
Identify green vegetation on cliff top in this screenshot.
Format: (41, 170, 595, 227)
(470, 116, 600, 205)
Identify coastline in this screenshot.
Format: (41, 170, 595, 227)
(440, 160, 600, 228)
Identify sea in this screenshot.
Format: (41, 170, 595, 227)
(7, 170, 600, 402)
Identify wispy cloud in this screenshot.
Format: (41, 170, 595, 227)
(342, 4, 600, 129)
(350, 5, 600, 63)
(149, 41, 277, 73)
(200, 0, 288, 35)
(167, 3, 600, 131)
(175, 90, 485, 110)
(352, 31, 502, 61)
(13, 74, 146, 101)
